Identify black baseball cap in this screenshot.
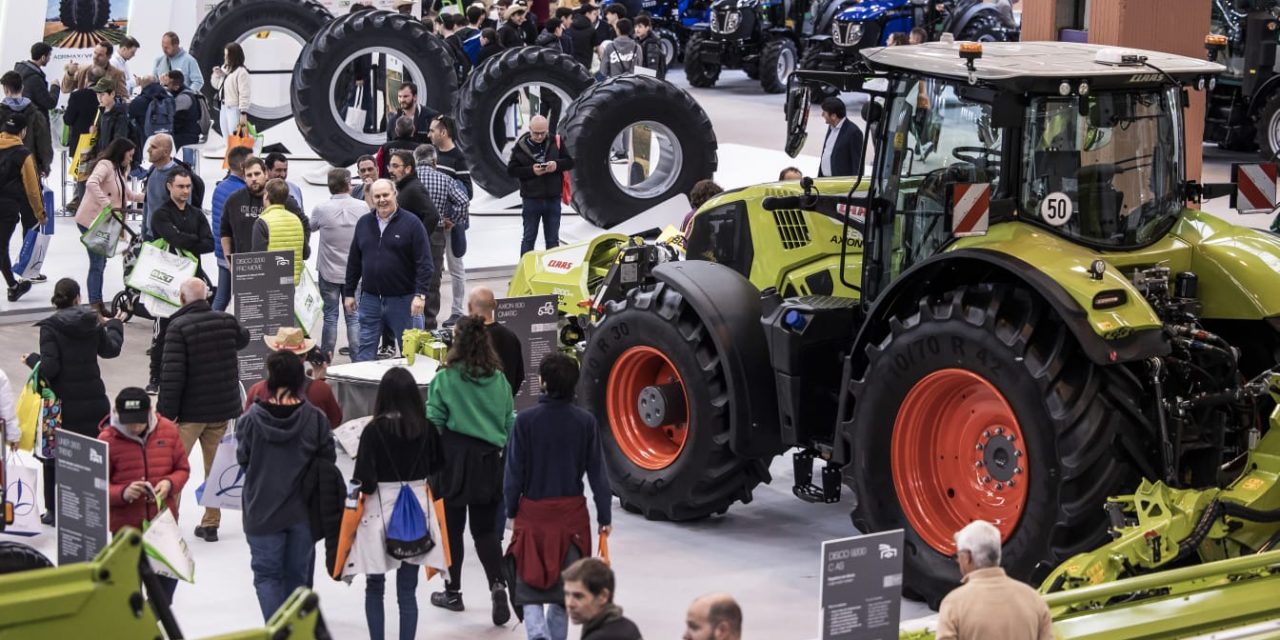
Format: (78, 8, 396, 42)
(1, 113, 26, 135)
(116, 387, 151, 424)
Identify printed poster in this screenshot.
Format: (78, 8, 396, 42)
(44, 0, 133, 85)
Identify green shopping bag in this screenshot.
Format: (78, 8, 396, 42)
(79, 206, 124, 257)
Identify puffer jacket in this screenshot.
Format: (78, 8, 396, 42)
(158, 300, 250, 423)
(24, 307, 124, 435)
(99, 414, 190, 533)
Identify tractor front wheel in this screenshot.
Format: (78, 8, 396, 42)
(848, 284, 1149, 606)
(580, 282, 774, 521)
(684, 33, 721, 88)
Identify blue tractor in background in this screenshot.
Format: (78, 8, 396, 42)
(801, 0, 1018, 74)
(622, 0, 713, 65)
(684, 0, 815, 93)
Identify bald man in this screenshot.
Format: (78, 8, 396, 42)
(468, 286, 525, 396)
(143, 133, 177, 239)
(684, 593, 743, 640)
(506, 114, 574, 256)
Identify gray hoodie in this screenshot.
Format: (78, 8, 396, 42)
(235, 400, 335, 535)
(601, 35, 641, 77)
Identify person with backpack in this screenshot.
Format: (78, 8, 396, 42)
(426, 316, 515, 625)
(0, 71, 51, 178)
(166, 70, 205, 151)
(633, 15, 667, 79)
(350, 367, 445, 640)
(536, 19, 566, 52)
(0, 112, 46, 301)
(600, 18, 640, 77)
(128, 74, 174, 144)
(142, 133, 178, 239)
(236, 351, 335, 621)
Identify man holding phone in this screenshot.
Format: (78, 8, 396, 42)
(507, 115, 574, 257)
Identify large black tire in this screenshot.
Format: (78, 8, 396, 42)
(455, 47, 594, 198)
(0, 541, 53, 575)
(799, 42, 838, 103)
(758, 38, 797, 94)
(656, 28, 681, 67)
(848, 285, 1149, 606)
(561, 76, 717, 228)
(581, 281, 775, 521)
(956, 12, 1011, 43)
(1255, 92, 1280, 161)
(683, 32, 720, 88)
(60, 0, 110, 32)
(190, 0, 333, 134)
(293, 11, 458, 168)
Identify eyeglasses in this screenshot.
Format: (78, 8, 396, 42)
(529, 130, 548, 137)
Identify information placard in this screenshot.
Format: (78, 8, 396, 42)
(495, 295, 559, 411)
(56, 431, 110, 566)
(820, 529, 904, 640)
(233, 251, 296, 383)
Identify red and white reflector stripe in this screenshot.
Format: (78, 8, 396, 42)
(1233, 163, 1277, 214)
(951, 182, 992, 237)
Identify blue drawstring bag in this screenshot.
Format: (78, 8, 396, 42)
(385, 484, 433, 559)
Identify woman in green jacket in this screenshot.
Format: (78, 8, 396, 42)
(426, 315, 515, 626)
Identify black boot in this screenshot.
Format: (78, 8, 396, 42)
(430, 590, 464, 612)
(491, 583, 511, 626)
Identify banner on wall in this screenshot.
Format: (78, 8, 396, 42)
(44, 0, 133, 85)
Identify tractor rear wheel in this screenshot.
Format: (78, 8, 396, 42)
(1254, 92, 1280, 162)
(580, 282, 774, 521)
(956, 12, 1010, 43)
(683, 33, 721, 88)
(0, 541, 52, 575)
(848, 284, 1149, 606)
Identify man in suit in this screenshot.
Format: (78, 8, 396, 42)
(818, 97, 864, 178)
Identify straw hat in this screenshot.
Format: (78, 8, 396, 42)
(264, 327, 316, 353)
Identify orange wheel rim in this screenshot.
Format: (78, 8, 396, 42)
(607, 346, 690, 470)
(891, 368, 1028, 554)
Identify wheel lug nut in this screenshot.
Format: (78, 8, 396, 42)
(983, 430, 991, 439)
(975, 444, 983, 450)
(994, 427, 1003, 435)
(982, 476, 991, 483)
(1008, 479, 1016, 487)
(1014, 450, 1022, 458)
(975, 461, 984, 468)
(1014, 467, 1022, 474)
(1008, 434, 1016, 442)
(996, 482, 1004, 490)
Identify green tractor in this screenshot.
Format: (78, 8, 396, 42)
(510, 40, 1280, 604)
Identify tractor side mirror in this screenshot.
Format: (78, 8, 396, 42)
(785, 77, 812, 158)
(946, 182, 992, 237)
(1230, 163, 1278, 215)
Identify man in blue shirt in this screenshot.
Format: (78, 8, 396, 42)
(343, 179, 433, 362)
(209, 146, 252, 311)
(143, 133, 177, 239)
(153, 32, 204, 92)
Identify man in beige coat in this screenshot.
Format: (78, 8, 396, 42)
(936, 520, 1055, 640)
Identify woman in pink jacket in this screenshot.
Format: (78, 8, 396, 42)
(74, 138, 143, 318)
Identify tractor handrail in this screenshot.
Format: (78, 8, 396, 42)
(1043, 548, 1280, 610)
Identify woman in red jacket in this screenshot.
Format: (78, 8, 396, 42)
(98, 387, 190, 606)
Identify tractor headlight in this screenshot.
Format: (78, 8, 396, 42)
(724, 10, 741, 33)
(834, 22, 863, 47)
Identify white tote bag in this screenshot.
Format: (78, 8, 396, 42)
(143, 507, 195, 583)
(294, 267, 324, 339)
(2, 451, 42, 537)
(344, 86, 367, 130)
(195, 430, 243, 511)
(125, 241, 198, 307)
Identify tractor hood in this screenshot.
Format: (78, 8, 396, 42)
(507, 233, 631, 316)
(712, 0, 761, 10)
(835, 0, 905, 23)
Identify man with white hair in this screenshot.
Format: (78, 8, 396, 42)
(344, 178, 434, 362)
(936, 520, 1054, 640)
(158, 276, 251, 543)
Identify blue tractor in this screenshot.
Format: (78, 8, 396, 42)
(684, 0, 813, 93)
(801, 0, 1018, 74)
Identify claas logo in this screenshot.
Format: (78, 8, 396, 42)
(150, 270, 174, 284)
(547, 259, 574, 270)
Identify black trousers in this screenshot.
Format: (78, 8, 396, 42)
(444, 500, 505, 592)
(149, 317, 170, 384)
(0, 212, 19, 287)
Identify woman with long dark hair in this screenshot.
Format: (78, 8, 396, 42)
(73, 137, 143, 317)
(211, 42, 250, 139)
(351, 367, 443, 640)
(22, 278, 124, 522)
(426, 315, 515, 625)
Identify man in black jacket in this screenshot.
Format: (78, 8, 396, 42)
(568, 4, 603, 69)
(159, 276, 250, 542)
(498, 5, 529, 48)
(220, 157, 304, 258)
(14, 43, 58, 123)
(389, 150, 444, 329)
(89, 78, 133, 161)
(147, 169, 214, 395)
(386, 82, 437, 144)
(507, 115, 573, 256)
(817, 97, 864, 178)
(564, 558, 641, 640)
(634, 15, 667, 79)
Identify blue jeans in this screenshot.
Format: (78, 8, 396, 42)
(365, 564, 419, 640)
(523, 604, 568, 640)
(356, 292, 414, 362)
(320, 278, 359, 357)
(77, 223, 107, 303)
(212, 264, 232, 311)
(246, 521, 314, 621)
(520, 198, 561, 256)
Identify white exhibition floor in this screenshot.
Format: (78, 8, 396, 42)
(0, 66, 1272, 639)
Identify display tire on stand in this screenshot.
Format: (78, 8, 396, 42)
(683, 32, 720, 88)
(293, 10, 458, 168)
(847, 284, 1149, 606)
(0, 541, 53, 575)
(190, 0, 333, 134)
(560, 76, 717, 228)
(60, 0, 110, 32)
(758, 38, 797, 94)
(455, 47, 594, 198)
(581, 281, 774, 521)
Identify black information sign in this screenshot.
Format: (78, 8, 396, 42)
(820, 529, 905, 640)
(56, 431, 110, 565)
(496, 295, 559, 411)
(233, 251, 296, 383)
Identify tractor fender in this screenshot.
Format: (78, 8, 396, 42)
(651, 260, 783, 457)
(949, 3, 1016, 35)
(851, 249, 1169, 370)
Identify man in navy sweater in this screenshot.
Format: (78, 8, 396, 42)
(343, 179, 433, 362)
(503, 353, 612, 639)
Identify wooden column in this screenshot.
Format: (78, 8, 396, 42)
(1019, 0, 1061, 42)
(1086, 0, 1213, 180)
